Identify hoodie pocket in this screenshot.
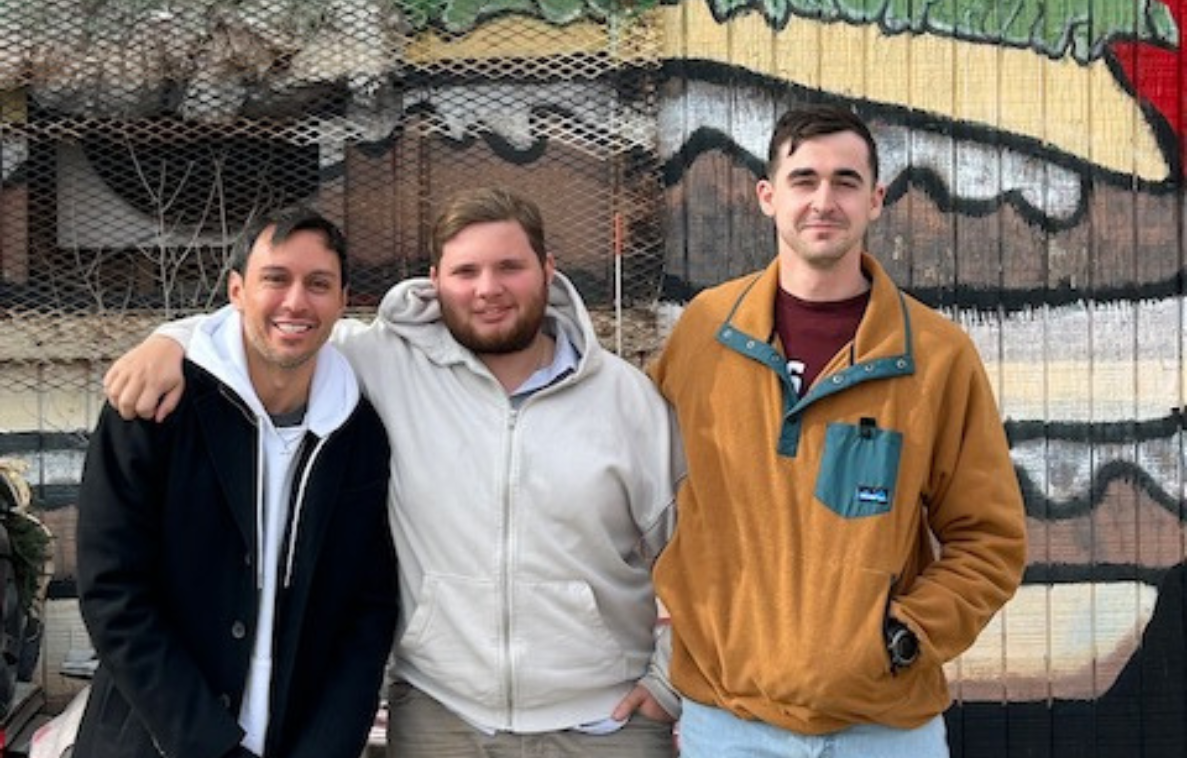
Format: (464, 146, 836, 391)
(511, 579, 629, 710)
(398, 574, 503, 708)
(815, 420, 902, 518)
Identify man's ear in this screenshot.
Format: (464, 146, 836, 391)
(869, 182, 886, 220)
(756, 178, 776, 217)
(228, 271, 245, 310)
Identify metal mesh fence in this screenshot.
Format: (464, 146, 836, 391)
(1, 0, 665, 416)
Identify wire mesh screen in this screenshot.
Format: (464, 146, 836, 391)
(1, 0, 665, 425)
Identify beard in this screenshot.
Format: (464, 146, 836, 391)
(440, 283, 549, 355)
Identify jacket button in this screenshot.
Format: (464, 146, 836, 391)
(219, 693, 232, 709)
(231, 621, 247, 639)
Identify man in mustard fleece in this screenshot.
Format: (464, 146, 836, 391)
(649, 104, 1027, 756)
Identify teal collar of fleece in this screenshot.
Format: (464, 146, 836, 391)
(714, 276, 916, 457)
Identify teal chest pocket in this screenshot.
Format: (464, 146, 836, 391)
(815, 420, 902, 518)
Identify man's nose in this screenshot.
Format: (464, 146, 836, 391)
(281, 281, 308, 309)
(476, 268, 503, 295)
(810, 181, 834, 211)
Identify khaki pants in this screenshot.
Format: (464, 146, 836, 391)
(387, 681, 676, 757)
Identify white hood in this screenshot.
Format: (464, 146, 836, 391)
(186, 304, 360, 436)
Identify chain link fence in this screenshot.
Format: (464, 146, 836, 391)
(1, 0, 666, 418)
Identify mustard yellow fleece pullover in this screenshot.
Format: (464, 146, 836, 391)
(650, 255, 1027, 734)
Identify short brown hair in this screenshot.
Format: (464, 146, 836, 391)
(765, 104, 879, 184)
(431, 187, 547, 267)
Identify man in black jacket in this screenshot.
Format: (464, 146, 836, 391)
(76, 207, 398, 758)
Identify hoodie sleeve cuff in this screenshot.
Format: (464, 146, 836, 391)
(154, 313, 207, 349)
(638, 623, 681, 720)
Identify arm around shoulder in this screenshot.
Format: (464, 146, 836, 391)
(104, 315, 204, 421)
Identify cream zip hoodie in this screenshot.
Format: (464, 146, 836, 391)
(334, 273, 684, 731)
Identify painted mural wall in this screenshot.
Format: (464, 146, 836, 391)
(653, 0, 1186, 755)
(370, 0, 1185, 753)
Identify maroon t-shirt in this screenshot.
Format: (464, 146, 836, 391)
(774, 286, 870, 398)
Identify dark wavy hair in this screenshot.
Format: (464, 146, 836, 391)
(230, 206, 349, 284)
(765, 104, 879, 184)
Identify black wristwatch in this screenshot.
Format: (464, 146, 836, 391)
(884, 618, 919, 670)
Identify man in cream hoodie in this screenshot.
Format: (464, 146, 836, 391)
(77, 208, 398, 758)
(102, 188, 684, 757)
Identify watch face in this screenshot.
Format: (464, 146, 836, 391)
(895, 632, 917, 661)
(887, 623, 918, 666)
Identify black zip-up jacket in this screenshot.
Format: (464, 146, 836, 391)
(76, 360, 398, 758)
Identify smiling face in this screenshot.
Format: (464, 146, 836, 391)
(757, 129, 885, 283)
(229, 226, 347, 377)
(431, 219, 554, 355)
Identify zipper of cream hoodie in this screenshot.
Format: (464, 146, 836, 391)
(501, 404, 519, 726)
(497, 370, 581, 728)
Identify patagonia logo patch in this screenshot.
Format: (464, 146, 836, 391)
(856, 486, 890, 506)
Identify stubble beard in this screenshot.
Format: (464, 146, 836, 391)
(247, 328, 320, 372)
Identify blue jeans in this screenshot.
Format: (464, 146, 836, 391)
(679, 698, 947, 758)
